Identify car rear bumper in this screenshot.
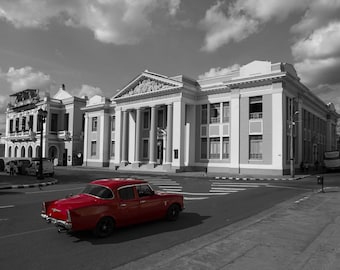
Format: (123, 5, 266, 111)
(41, 214, 72, 230)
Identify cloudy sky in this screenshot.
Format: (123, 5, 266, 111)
(0, 0, 340, 134)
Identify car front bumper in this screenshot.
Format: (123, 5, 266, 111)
(41, 214, 72, 230)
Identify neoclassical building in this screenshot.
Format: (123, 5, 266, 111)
(4, 86, 86, 166)
(82, 61, 338, 175)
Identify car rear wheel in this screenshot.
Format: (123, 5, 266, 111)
(166, 204, 180, 221)
(94, 217, 115, 238)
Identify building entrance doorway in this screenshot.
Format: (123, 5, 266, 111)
(157, 140, 163, 164)
(62, 149, 68, 166)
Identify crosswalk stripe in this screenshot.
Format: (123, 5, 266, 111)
(184, 197, 209, 201)
(210, 187, 246, 191)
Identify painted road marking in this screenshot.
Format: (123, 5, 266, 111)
(0, 205, 15, 209)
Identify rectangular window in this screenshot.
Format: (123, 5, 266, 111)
(111, 116, 115, 131)
(64, 113, 69, 131)
(92, 117, 98, 131)
(15, 118, 19, 132)
(22, 117, 26, 131)
(51, 114, 58, 132)
(143, 139, 149, 158)
(143, 110, 149, 129)
(10, 119, 13, 133)
(210, 103, 220, 123)
(249, 96, 263, 119)
(209, 137, 220, 159)
(222, 102, 230, 122)
(200, 138, 207, 159)
(222, 137, 230, 159)
(91, 141, 97, 156)
(201, 104, 207, 124)
(28, 115, 33, 131)
(111, 141, 115, 157)
(249, 135, 263, 159)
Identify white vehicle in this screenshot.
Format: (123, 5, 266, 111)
(324, 151, 340, 171)
(26, 158, 55, 176)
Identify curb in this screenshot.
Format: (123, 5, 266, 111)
(213, 175, 310, 181)
(0, 179, 58, 190)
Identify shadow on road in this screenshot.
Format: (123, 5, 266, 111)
(67, 212, 209, 244)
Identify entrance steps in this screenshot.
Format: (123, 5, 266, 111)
(116, 163, 176, 173)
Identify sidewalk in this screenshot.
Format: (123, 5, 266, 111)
(115, 187, 340, 270)
(0, 172, 58, 189)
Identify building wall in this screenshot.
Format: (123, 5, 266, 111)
(81, 61, 339, 175)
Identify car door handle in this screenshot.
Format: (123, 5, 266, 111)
(140, 200, 146, 204)
(120, 203, 127, 207)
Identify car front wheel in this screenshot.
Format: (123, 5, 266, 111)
(166, 204, 180, 221)
(94, 217, 115, 238)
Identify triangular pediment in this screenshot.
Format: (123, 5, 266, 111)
(114, 71, 183, 99)
(53, 89, 73, 100)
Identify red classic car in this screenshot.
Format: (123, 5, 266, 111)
(41, 178, 184, 237)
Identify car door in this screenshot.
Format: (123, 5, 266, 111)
(136, 184, 164, 221)
(116, 186, 141, 226)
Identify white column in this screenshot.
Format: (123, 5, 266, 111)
(83, 115, 89, 165)
(121, 110, 128, 164)
(230, 90, 240, 171)
(165, 103, 173, 164)
(134, 108, 141, 165)
(149, 106, 157, 165)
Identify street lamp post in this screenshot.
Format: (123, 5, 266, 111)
(289, 100, 299, 178)
(37, 108, 48, 180)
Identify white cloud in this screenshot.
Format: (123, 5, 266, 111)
(168, 0, 181, 16)
(198, 64, 240, 79)
(292, 22, 340, 61)
(233, 0, 309, 22)
(290, 2, 340, 88)
(5, 66, 53, 92)
(0, 0, 181, 45)
(200, 0, 309, 52)
(71, 84, 103, 98)
(291, 0, 340, 34)
(0, 95, 8, 112)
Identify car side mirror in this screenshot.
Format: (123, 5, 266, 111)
(65, 193, 73, 198)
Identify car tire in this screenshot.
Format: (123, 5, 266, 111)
(94, 217, 115, 238)
(166, 204, 180, 221)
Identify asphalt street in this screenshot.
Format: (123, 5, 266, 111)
(0, 167, 335, 270)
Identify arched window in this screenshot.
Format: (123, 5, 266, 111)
(21, 146, 25, 157)
(8, 146, 12, 157)
(36, 146, 41, 158)
(14, 146, 18, 157)
(28, 146, 33, 158)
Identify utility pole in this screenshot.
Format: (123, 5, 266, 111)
(290, 98, 299, 178)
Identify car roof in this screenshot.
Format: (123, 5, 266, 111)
(90, 178, 147, 189)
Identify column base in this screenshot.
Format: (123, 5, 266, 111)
(146, 162, 156, 169)
(120, 161, 129, 167)
(162, 163, 172, 170)
(132, 162, 141, 168)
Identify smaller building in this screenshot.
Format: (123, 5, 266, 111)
(3, 85, 86, 166)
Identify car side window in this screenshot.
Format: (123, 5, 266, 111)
(136, 185, 154, 197)
(118, 187, 135, 200)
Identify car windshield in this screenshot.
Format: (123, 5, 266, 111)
(82, 184, 114, 199)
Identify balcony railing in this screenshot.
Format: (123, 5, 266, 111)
(8, 130, 36, 141)
(249, 112, 263, 119)
(57, 130, 72, 141)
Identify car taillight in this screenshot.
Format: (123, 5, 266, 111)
(66, 210, 72, 223)
(42, 202, 46, 214)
